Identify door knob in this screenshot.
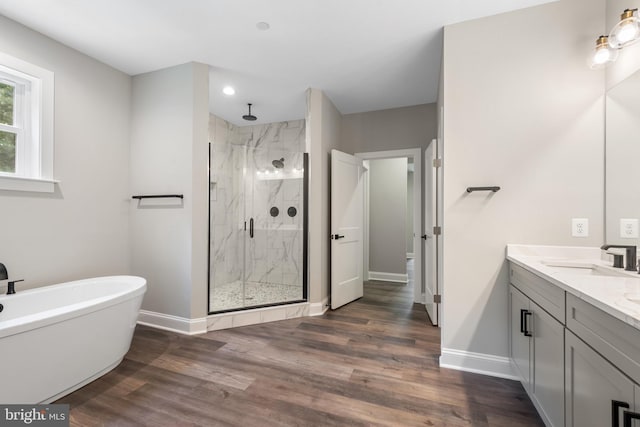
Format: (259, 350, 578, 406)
(332, 234, 345, 240)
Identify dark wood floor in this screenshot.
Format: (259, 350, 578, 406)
(59, 281, 543, 426)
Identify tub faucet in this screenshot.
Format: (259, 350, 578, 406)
(601, 244, 637, 271)
(0, 263, 6, 281)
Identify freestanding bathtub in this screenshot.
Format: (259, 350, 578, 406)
(0, 276, 146, 404)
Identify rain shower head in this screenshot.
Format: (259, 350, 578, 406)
(272, 158, 285, 168)
(242, 103, 257, 121)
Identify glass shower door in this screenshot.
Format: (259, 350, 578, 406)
(209, 142, 247, 312)
(242, 147, 305, 308)
(209, 142, 307, 313)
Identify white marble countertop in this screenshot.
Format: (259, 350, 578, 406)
(507, 244, 640, 330)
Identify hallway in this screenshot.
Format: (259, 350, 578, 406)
(61, 281, 543, 426)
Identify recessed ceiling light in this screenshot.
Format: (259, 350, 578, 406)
(222, 86, 235, 96)
(256, 22, 270, 31)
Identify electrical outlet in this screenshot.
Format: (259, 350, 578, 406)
(572, 218, 589, 237)
(620, 218, 639, 238)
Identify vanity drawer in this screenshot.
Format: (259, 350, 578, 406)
(566, 293, 640, 385)
(510, 263, 565, 323)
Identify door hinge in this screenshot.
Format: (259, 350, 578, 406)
(433, 226, 442, 235)
(434, 294, 442, 304)
(433, 158, 442, 168)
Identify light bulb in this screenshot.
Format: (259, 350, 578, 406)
(222, 86, 235, 96)
(590, 35, 618, 69)
(594, 48, 612, 64)
(617, 23, 639, 43)
(609, 9, 640, 48)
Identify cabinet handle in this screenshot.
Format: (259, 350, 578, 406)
(612, 400, 630, 427)
(249, 218, 254, 239)
(523, 310, 532, 337)
(624, 410, 640, 427)
(520, 309, 526, 333)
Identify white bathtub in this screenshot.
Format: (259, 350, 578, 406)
(0, 275, 146, 404)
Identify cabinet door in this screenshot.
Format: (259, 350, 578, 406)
(509, 285, 531, 385)
(566, 329, 635, 427)
(531, 302, 564, 427)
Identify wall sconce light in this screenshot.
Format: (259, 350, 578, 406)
(590, 8, 640, 68)
(590, 35, 619, 69)
(609, 8, 640, 49)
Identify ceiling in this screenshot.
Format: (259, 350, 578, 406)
(0, 0, 555, 126)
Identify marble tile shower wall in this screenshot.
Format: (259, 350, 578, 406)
(209, 115, 306, 295)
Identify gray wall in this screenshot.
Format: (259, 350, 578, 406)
(0, 15, 131, 291)
(441, 0, 605, 359)
(342, 104, 437, 154)
(307, 88, 342, 307)
(369, 158, 408, 276)
(130, 62, 209, 320)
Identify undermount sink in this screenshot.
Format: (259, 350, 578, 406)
(541, 260, 630, 278)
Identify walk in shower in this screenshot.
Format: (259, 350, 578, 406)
(208, 116, 307, 313)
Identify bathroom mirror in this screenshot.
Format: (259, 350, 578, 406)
(605, 68, 640, 247)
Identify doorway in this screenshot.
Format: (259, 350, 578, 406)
(356, 148, 423, 305)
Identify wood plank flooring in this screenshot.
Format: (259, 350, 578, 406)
(59, 280, 543, 426)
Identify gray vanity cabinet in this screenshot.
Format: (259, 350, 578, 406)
(509, 285, 531, 384)
(531, 302, 565, 426)
(565, 329, 637, 427)
(509, 260, 640, 426)
(509, 283, 564, 427)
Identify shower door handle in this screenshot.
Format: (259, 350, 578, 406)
(249, 218, 254, 238)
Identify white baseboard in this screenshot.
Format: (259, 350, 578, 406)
(138, 310, 207, 336)
(368, 271, 408, 283)
(407, 252, 415, 259)
(309, 297, 329, 316)
(439, 348, 517, 380)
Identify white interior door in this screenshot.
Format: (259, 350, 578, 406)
(331, 149, 364, 309)
(424, 140, 438, 325)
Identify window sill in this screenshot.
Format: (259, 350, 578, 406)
(0, 175, 59, 193)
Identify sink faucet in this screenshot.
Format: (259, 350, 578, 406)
(6, 279, 23, 295)
(0, 263, 23, 294)
(601, 245, 637, 271)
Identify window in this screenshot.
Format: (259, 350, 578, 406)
(0, 52, 54, 192)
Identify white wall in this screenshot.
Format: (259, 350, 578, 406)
(130, 62, 209, 321)
(0, 15, 131, 291)
(369, 158, 408, 276)
(306, 88, 342, 308)
(441, 0, 605, 367)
